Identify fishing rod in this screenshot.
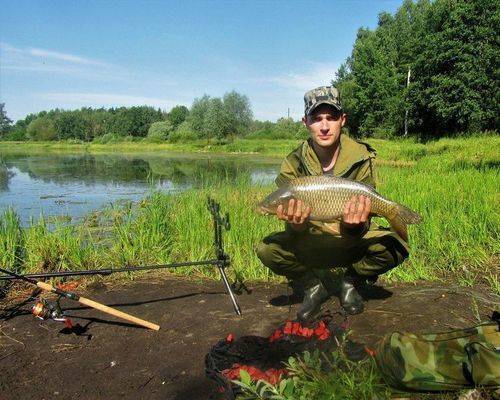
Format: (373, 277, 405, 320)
(0, 266, 160, 331)
(0, 259, 225, 280)
(0, 197, 242, 316)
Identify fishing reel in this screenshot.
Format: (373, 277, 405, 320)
(31, 296, 68, 323)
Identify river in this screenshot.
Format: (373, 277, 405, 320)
(0, 151, 280, 224)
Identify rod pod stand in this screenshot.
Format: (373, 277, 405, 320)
(207, 197, 242, 316)
(0, 198, 243, 316)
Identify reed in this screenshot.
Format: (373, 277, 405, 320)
(22, 216, 99, 274)
(108, 193, 172, 267)
(0, 207, 23, 270)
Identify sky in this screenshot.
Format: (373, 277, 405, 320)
(0, 0, 401, 122)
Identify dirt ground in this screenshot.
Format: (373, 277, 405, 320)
(0, 275, 498, 400)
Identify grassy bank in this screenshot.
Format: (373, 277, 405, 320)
(1, 135, 498, 293)
(2, 133, 498, 161)
(0, 138, 300, 157)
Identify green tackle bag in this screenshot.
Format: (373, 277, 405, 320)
(375, 320, 500, 391)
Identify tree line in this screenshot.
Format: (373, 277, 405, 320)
(0, 91, 307, 143)
(334, 0, 498, 137)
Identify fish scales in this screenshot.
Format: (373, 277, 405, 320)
(289, 176, 391, 221)
(259, 175, 422, 241)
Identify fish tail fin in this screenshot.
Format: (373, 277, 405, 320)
(387, 203, 422, 242)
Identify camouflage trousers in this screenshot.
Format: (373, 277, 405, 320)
(256, 224, 410, 281)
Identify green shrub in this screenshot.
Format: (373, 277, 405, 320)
(146, 121, 173, 142)
(92, 133, 125, 144)
(1, 127, 27, 141)
(26, 117, 57, 141)
(169, 121, 198, 142)
(167, 105, 189, 127)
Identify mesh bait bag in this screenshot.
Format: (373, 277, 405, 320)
(205, 316, 365, 399)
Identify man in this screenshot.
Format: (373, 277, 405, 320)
(256, 86, 409, 321)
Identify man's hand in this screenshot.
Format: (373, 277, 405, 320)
(277, 199, 311, 232)
(342, 195, 371, 230)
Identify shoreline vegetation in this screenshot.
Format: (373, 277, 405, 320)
(1, 135, 498, 295)
(1, 138, 300, 157)
(1, 130, 498, 158)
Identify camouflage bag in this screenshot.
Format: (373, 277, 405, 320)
(375, 321, 500, 391)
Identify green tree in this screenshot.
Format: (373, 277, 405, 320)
(109, 106, 163, 137)
(410, 0, 499, 135)
(84, 108, 110, 139)
(0, 103, 13, 137)
(334, 0, 497, 137)
(222, 91, 253, 137)
(6, 113, 38, 140)
(168, 105, 189, 127)
(334, 20, 404, 137)
(188, 95, 211, 137)
(27, 117, 57, 141)
(204, 98, 231, 142)
(54, 111, 92, 141)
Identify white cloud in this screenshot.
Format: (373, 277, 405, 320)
(0, 42, 126, 81)
(263, 62, 339, 91)
(0, 42, 22, 54)
(28, 47, 109, 66)
(1, 42, 180, 87)
(38, 92, 181, 109)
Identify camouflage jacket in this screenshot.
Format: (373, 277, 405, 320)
(275, 134, 377, 236)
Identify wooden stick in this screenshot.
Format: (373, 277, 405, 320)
(36, 281, 160, 331)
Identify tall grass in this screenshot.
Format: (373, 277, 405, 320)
(108, 193, 171, 266)
(0, 208, 23, 271)
(0, 136, 497, 292)
(22, 216, 99, 273)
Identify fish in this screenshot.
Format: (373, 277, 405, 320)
(259, 175, 422, 241)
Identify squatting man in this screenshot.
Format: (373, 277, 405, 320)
(257, 86, 409, 321)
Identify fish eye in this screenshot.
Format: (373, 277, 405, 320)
(280, 193, 291, 201)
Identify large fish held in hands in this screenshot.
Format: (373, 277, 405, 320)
(259, 175, 422, 241)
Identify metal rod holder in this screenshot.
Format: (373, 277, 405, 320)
(0, 197, 243, 316)
(207, 197, 241, 316)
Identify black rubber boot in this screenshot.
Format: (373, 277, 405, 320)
(312, 268, 337, 295)
(297, 275, 329, 322)
(340, 273, 364, 315)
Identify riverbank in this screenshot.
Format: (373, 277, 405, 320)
(2, 133, 498, 163)
(0, 139, 299, 157)
(1, 135, 499, 293)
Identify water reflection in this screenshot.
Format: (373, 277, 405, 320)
(0, 152, 279, 224)
(0, 161, 14, 191)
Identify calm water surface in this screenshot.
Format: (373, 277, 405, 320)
(0, 151, 280, 224)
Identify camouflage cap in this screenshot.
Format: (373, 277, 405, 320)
(304, 86, 342, 116)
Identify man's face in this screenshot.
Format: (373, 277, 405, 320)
(302, 104, 346, 148)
